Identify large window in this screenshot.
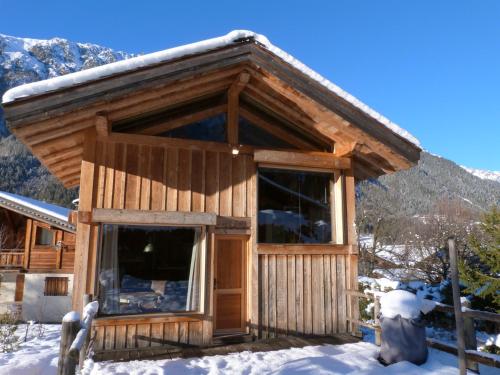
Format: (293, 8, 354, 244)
(98, 225, 203, 316)
(258, 168, 332, 243)
(35, 227, 55, 246)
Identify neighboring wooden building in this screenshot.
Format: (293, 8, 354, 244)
(0, 191, 76, 322)
(2, 31, 420, 352)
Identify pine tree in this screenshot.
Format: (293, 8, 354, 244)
(459, 206, 500, 311)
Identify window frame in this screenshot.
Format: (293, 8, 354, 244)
(95, 223, 208, 318)
(256, 165, 335, 245)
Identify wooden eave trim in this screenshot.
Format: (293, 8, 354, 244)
(257, 243, 352, 255)
(248, 46, 421, 160)
(4, 43, 255, 127)
(254, 149, 350, 170)
(91, 208, 217, 226)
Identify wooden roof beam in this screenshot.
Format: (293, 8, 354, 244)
(95, 113, 111, 138)
(239, 106, 317, 150)
(227, 72, 250, 145)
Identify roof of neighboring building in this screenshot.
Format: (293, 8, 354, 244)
(0, 191, 75, 232)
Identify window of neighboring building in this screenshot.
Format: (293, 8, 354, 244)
(258, 168, 332, 244)
(44, 277, 69, 296)
(98, 225, 203, 316)
(35, 227, 55, 246)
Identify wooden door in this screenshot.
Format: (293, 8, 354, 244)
(214, 236, 247, 334)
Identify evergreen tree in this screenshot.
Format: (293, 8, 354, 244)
(459, 206, 500, 311)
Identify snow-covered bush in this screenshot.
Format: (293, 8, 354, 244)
(0, 311, 20, 353)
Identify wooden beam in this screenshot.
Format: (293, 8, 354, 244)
(257, 243, 351, 255)
(227, 72, 250, 144)
(254, 149, 350, 170)
(43, 145, 83, 164)
(239, 107, 317, 150)
(95, 113, 111, 138)
(138, 104, 227, 136)
(92, 208, 217, 225)
(216, 216, 251, 229)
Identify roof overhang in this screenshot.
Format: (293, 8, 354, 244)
(2, 32, 421, 185)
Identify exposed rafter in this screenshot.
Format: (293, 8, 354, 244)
(227, 72, 250, 145)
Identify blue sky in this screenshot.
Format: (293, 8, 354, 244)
(1, 0, 499, 170)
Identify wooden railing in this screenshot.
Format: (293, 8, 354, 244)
(0, 249, 24, 268)
(346, 289, 500, 370)
(58, 297, 98, 375)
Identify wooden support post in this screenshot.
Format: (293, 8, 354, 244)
(95, 113, 110, 138)
(58, 312, 81, 375)
(462, 299, 479, 373)
(374, 296, 381, 346)
(227, 72, 250, 145)
(449, 237, 467, 375)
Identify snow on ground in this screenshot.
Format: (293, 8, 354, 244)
(0, 324, 60, 375)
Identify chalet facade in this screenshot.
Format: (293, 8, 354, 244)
(2, 31, 420, 352)
(0, 191, 76, 322)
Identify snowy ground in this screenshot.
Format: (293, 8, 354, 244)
(0, 324, 498, 375)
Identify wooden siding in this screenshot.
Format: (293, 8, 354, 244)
(258, 253, 351, 338)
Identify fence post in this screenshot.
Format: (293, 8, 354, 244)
(79, 294, 91, 369)
(448, 237, 467, 375)
(462, 299, 479, 373)
(58, 311, 80, 375)
(374, 296, 381, 346)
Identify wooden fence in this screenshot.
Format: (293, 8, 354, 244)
(0, 249, 24, 268)
(58, 297, 98, 375)
(346, 289, 500, 370)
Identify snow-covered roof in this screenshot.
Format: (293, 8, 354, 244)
(0, 191, 75, 232)
(2, 30, 420, 147)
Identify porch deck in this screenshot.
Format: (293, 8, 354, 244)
(93, 334, 360, 362)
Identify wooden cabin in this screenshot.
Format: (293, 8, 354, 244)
(0, 191, 76, 322)
(2, 31, 420, 353)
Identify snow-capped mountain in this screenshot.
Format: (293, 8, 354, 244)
(0, 33, 131, 135)
(461, 166, 500, 184)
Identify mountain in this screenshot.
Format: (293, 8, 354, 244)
(460, 166, 500, 184)
(358, 151, 500, 217)
(0, 33, 498, 213)
(0, 34, 131, 206)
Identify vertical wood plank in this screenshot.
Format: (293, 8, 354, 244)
(312, 255, 325, 335)
(164, 322, 179, 345)
(95, 141, 106, 209)
(205, 151, 219, 214)
(287, 255, 296, 335)
(103, 142, 115, 209)
(331, 255, 338, 334)
(324, 255, 332, 335)
(232, 155, 246, 217)
(245, 155, 255, 218)
(303, 254, 312, 335)
(95, 326, 105, 351)
(136, 324, 151, 348)
(139, 145, 152, 210)
(166, 148, 179, 211)
(295, 254, 304, 335)
(188, 321, 203, 346)
(191, 150, 204, 212)
(150, 146, 165, 211)
(337, 255, 347, 333)
(333, 170, 345, 244)
(261, 254, 269, 339)
(151, 323, 163, 347)
(177, 148, 192, 211)
(104, 325, 116, 350)
(268, 254, 276, 338)
(115, 325, 127, 349)
(218, 152, 232, 216)
(125, 143, 140, 210)
(113, 143, 126, 210)
(179, 322, 189, 344)
(126, 324, 137, 348)
(276, 254, 287, 336)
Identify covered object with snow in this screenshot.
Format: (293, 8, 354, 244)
(1, 30, 420, 355)
(379, 290, 429, 365)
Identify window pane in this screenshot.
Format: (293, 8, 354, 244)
(36, 228, 54, 246)
(98, 225, 202, 315)
(160, 114, 226, 142)
(258, 168, 331, 243)
(239, 117, 297, 149)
